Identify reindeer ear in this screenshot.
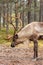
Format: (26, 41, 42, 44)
(15, 34, 18, 39)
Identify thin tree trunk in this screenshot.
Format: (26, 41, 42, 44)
(6, 3, 9, 35)
(28, 11, 30, 23)
(3, 3, 5, 27)
(34, 0, 36, 21)
(21, 1, 24, 27)
(10, 3, 12, 25)
(0, 6, 1, 30)
(22, 10, 24, 27)
(39, 0, 41, 22)
(39, 0, 43, 22)
(28, 0, 31, 23)
(15, 1, 18, 31)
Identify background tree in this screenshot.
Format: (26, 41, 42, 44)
(34, 0, 36, 21)
(39, 0, 43, 21)
(2, 2, 6, 27)
(6, 2, 9, 35)
(27, 0, 31, 23)
(0, 4, 1, 30)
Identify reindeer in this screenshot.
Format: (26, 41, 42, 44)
(11, 22, 43, 47)
(11, 22, 43, 58)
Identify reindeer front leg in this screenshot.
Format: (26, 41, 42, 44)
(33, 39, 38, 59)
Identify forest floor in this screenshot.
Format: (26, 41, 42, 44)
(0, 41, 43, 65)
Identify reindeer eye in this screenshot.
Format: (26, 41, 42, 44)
(15, 34, 18, 39)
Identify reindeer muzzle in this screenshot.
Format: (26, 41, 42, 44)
(11, 42, 16, 47)
(11, 34, 18, 47)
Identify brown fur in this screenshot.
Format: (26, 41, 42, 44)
(11, 22, 43, 47)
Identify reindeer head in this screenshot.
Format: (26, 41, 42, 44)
(10, 18, 22, 47)
(11, 34, 18, 47)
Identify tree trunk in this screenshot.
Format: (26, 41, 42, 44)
(0, 6, 1, 30)
(15, 1, 18, 31)
(39, 0, 43, 22)
(2, 2, 5, 27)
(34, 0, 36, 21)
(10, 3, 12, 23)
(6, 3, 9, 35)
(28, 0, 31, 23)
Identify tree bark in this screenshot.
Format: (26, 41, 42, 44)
(15, 1, 18, 31)
(3, 3, 5, 27)
(6, 3, 9, 35)
(34, 0, 36, 21)
(28, 0, 31, 23)
(0, 6, 1, 30)
(39, 0, 43, 22)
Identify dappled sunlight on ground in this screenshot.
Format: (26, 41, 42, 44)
(0, 40, 43, 65)
(38, 40, 43, 48)
(0, 41, 43, 65)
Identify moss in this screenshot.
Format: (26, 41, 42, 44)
(0, 28, 14, 45)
